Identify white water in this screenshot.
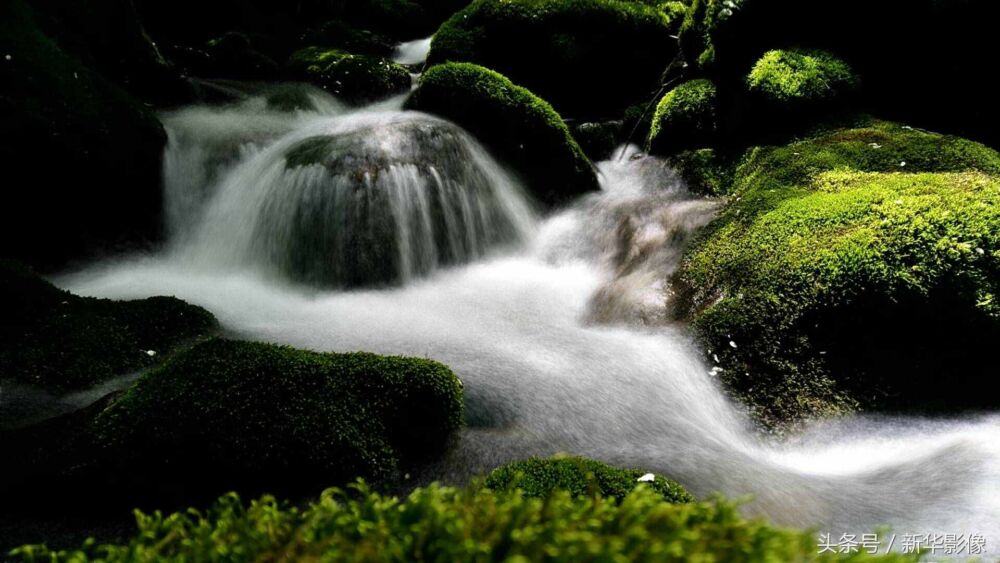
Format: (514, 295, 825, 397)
(57, 87, 1000, 550)
(392, 37, 433, 66)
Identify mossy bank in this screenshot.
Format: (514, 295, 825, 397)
(674, 121, 1000, 428)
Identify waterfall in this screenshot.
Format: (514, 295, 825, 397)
(57, 85, 1000, 547)
(161, 85, 536, 287)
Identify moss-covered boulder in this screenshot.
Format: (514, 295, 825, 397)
(0, 261, 217, 393)
(745, 49, 857, 136)
(91, 339, 464, 499)
(0, 0, 168, 269)
(669, 148, 736, 196)
(485, 456, 692, 503)
(674, 121, 1000, 428)
(647, 79, 719, 155)
(288, 47, 411, 104)
(406, 62, 598, 204)
(746, 49, 856, 105)
(426, 0, 679, 117)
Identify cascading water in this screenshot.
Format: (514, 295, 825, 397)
(57, 86, 1000, 549)
(161, 86, 535, 287)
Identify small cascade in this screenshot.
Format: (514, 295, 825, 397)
(162, 88, 536, 287)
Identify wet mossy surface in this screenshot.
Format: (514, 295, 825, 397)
(674, 121, 1000, 428)
(0, 261, 218, 394)
(485, 455, 693, 503)
(426, 0, 680, 118)
(288, 47, 411, 104)
(406, 62, 598, 205)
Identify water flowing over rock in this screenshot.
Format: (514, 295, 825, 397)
(162, 89, 536, 287)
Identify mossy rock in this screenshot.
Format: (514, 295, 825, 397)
(747, 49, 856, 105)
(90, 339, 464, 500)
(0, 0, 168, 269)
(300, 20, 397, 57)
(406, 62, 598, 205)
(0, 261, 217, 394)
(288, 47, 411, 104)
(426, 0, 679, 118)
(647, 79, 718, 155)
(674, 121, 1000, 428)
(744, 49, 857, 137)
(485, 455, 692, 503)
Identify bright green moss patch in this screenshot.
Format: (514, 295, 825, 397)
(11, 482, 917, 562)
(287, 47, 410, 104)
(747, 49, 857, 104)
(485, 455, 692, 503)
(426, 0, 678, 117)
(676, 122, 1000, 427)
(406, 62, 598, 204)
(0, 261, 217, 393)
(647, 79, 719, 155)
(92, 339, 464, 497)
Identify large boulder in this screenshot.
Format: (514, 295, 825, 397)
(673, 121, 1000, 428)
(91, 339, 464, 500)
(406, 62, 598, 205)
(425, 0, 680, 118)
(0, 261, 217, 394)
(0, 0, 169, 269)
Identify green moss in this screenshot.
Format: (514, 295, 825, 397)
(287, 47, 410, 104)
(426, 0, 678, 117)
(647, 79, 718, 155)
(0, 261, 217, 393)
(92, 339, 464, 496)
(11, 482, 917, 562)
(747, 49, 857, 104)
(675, 121, 1000, 427)
(485, 455, 692, 503)
(406, 62, 598, 204)
(677, 0, 741, 71)
(669, 148, 736, 196)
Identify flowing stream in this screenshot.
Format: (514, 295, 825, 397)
(55, 84, 1000, 549)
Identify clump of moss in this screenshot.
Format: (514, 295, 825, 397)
(0, 261, 217, 393)
(746, 49, 856, 104)
(406, 62, 598, 204)
(91, 339, 464, 499)
(426, 0, 678, 117)
(675, 121, 1000, 428)
(287, 47, 410, 104)
(485, 456, 692, 503)
(13, 482, 917, 562)
(647, 79, 718, 155)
